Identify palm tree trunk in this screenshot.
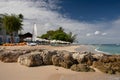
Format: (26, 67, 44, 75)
(10, 33, 14, 43)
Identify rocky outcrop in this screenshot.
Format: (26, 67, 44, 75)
(52, 50, 77, 68)
(0, 50, 29, 62)
(0, 47, 120, 74)
(18, 50, 57, 66)
(0, 48, 45, 63)
(93, 55, 120, 74)
(40, 50, 57, 65)
(72, 52, 99, 66)
(70, 64, 95, 72)
(18, 53, 43, 67)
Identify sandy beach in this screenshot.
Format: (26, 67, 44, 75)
(0, 45, 120, 80)
(0, 62, 120, 80)
(0, 45, 79, 52)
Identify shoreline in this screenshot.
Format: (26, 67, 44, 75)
(75, 45, 100, 53)
(94, 47, 110, 55)
(75, 44, 120, 55)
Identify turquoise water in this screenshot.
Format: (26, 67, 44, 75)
(93, 44, 120, 55)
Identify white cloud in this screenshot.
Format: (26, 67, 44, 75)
(94, 31, 100, 35)
(86, 31, 107, 37)
(102, 33, 107, 36)
(0, 0, 120, 44)
(86, 33, 91, 37)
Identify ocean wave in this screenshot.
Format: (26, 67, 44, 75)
(95, 47, 110, 54)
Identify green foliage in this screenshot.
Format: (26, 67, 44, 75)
(2, 14, 23, 43)
(51, 32, 68, 41)
(18, 14, 24, 20)
(3, 14, 23, 33)
(40, 27, 76, 43)
(56, 27, 64, 32)
(41, 34, 49, 39)
(66, 32, 77, 43)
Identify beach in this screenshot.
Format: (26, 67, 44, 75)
(0, 45, 79, 52)
(0, 62, 120, 80)
(0, 45, 120, 80)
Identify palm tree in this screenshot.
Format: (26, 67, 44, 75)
(0, 17, 2, 31)
(67, 32, 77, 43)
(3, 14, 23, 43)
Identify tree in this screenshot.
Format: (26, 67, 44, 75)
(0, 17, 2, 31)
(41, 34, 49, 39)
(56, 27, 64, 32)
(3, 14, 23, 43)
(18, 14, 24, 20)
(51, 32, 68, 41)
(66, 32, 77, 43)
(40, 27, 77, 43)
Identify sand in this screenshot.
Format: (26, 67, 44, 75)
(0, 45, 120, 80)
(0, 62, 120, 80)
(75, 45, 100, 53)
(0, 45, 79, 52)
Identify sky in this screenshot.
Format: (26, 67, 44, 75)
(0, 0, 120, 44)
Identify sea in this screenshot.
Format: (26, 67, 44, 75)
(93, 44, 120, 55)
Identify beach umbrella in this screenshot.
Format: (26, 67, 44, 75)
(24, 37, 32, 41)
(32, 23, 37, 41)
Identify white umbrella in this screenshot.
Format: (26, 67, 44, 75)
(32, 23, 37, 41)
(24, 37, 32, 41)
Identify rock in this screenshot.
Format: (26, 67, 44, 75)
(52, 55, 61, 66)
(72, 52, 85, 59)
(93, 61, 107, 73)
(74, 52, 96, 66)
(99, 55, 120, 63)
(52, 50, 76, 68)
(71, 64, 95, 72)
(92, 53, 105, 60)
(93, 55, 120, 74)
(0, 48, 45, 63)
(0, 50, 28, 62)
(40, 50, 57, 65)
(0, 47, 5, 52)
(18, 53, 43, 67)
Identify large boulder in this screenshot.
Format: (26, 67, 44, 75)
(92, 53, 105, 60)
(99, 55, 120, 63)
(40, 50, 57, 65)
(18, 53, 43, 67)
(73, 52, 97, 66)
(93, 61, 115, 74)
(71, 64, 95, 72)
(0, 50, 29, 62)
(52, 50, 77, 68)
(93, 55, 120, 74)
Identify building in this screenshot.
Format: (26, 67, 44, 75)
(19, 32, 32, 42)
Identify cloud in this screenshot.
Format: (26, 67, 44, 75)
(102, 33, 107, 36)
(86, 31, 107, 37)
(86, 33, 91, 37)
(0, 0, 120, 44)
(94, 31, 107, 36)
(94, 31, 100, 35)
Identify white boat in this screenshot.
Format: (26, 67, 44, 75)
(27, 42, 37, 46)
